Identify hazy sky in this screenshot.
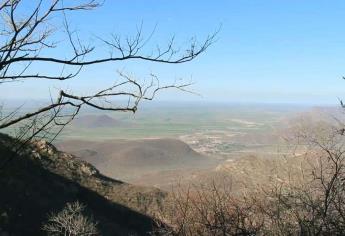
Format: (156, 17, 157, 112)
(3, 0, 345, 105)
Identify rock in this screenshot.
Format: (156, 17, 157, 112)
(80, 163, 98, 176)
(34, 140, 56, 156)
(31, 150, 41, 159)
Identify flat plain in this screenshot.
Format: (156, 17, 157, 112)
(56, 102, 322, 189)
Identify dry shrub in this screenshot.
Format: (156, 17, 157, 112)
(153, 180, 264, 236)
(154, 120, 345, 235)
(257, 120, 345, 235)
(42, 201, 98, 236)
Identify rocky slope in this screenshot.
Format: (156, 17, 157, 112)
(0, 133, 166, 235)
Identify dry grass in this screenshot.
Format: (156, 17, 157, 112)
(154, 120, 345, 235)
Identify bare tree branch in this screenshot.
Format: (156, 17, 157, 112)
(0, 0, 216, 145)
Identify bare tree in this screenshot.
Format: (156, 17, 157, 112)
(0, 0, 216, 166)
(153, 181, 263, 236)
(264, 120, 345, 235)
(154, 119, 345, 236)
(42, 201, 98, 236)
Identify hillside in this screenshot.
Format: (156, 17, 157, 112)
(0, 134, 166, 236)
(57, 138, 218, 182)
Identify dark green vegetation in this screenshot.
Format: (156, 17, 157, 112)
(0, 134, 166, 235)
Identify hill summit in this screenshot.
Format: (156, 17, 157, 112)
(58, 138, 216, 181)
(71, 114, 122, 128)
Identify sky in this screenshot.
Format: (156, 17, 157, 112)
(2, 0, 345, 105)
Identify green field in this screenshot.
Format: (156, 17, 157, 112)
(55, 103, 312, 158)
(59, 103, 301, 140)
(2, 102, 315, 158)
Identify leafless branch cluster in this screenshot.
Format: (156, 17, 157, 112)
(154, 121, 345, 235)
(0, 0, 216, 148)
(0, 0, 215, 83)
(153, 181, 263, 236)
(259, 121, 345, 235)
(42, 201, 98, 236)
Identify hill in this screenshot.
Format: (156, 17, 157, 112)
(0, 134, 166, 235)
(71, 114, 123, 128)
(57, 138, 218, 182)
